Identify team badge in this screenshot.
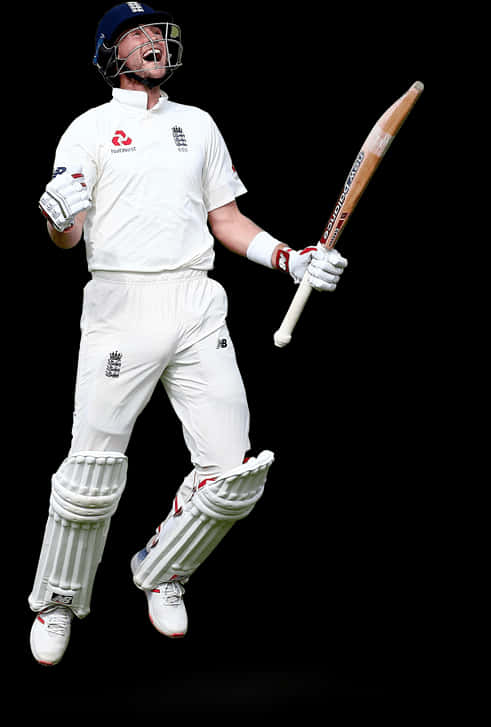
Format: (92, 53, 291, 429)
(106, 351, 123, 378)
(172, 125, 188, 151)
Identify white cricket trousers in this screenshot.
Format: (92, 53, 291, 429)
(70, 269, 250, 477)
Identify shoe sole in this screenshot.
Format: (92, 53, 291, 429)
(148, 610, 186, 638)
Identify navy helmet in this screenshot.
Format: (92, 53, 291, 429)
(93, 2, 183, 88)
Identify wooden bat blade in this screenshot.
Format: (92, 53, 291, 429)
(319, 80, 424, 252)
(273, 80, 424, 349)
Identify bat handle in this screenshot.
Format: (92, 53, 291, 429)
(273, 275, 313, 347)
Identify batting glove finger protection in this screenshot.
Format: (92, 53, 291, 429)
(39, 166, 91, 232)
(307, 246, 348, 291)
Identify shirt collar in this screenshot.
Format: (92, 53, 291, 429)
(112, 87, 168, 111)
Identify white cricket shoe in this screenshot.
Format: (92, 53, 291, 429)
(131, 551, 188, 638)
(30, 606, 73, 666)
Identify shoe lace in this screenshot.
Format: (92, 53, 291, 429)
(160, 581, 185, 605)
(46, 609, 72, 636)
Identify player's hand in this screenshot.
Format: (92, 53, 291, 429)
(39, 166, 91, 232)
(286, 244, 348, 291)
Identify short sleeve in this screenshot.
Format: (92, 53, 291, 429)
(202, 114, 247, 212)
(53, 113, 98, 198)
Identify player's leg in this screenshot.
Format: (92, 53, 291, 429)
(29, 276, 173, 663)
(130, 450, 274, 638)
(162, 319, 252, 479)
(29, 452, 128, 665)
(131, 293, 274, 635)
(69, 277, 175, 455)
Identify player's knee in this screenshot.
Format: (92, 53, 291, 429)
(71, 413, 132, 454)
(52, 451, 128, 523)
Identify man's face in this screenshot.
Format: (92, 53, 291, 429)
(117, 24, 167, 81)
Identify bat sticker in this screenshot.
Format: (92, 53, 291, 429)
(321, 151, 364, 245)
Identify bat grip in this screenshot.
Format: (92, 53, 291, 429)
(273, 275, 313, 348)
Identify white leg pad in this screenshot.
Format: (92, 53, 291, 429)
(29, 452, 127, 618)
(133, 450, 274, 590)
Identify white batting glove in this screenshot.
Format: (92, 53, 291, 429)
(39, 166, 91, 232)
(277, 244, 348, 291)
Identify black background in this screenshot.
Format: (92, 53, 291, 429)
(9, 0, 436, 716)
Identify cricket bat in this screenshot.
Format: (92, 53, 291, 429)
(273, 80, 424, 348)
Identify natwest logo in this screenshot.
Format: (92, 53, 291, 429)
(112, 129, 133, 146)
(111, 129, 136, 154)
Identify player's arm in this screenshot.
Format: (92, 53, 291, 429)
(208, 200, 347, 291)
(208, 200, 273, 260)
(47, 210, 87, 249)
(39, 166, 91, 249)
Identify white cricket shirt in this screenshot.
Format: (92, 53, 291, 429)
(53, 88, 247, 272)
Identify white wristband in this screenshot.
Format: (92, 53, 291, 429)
(246, 231, 281, 269)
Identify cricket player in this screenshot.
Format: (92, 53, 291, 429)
(29, 2, 348, 666)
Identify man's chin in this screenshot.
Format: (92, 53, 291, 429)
(127, 68, 167, 88)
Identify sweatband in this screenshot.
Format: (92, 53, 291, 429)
(246, 231, 282, 269)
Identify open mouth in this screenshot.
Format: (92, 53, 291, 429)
(142, 48, 163, 63)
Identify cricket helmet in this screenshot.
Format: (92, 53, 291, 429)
(93, 2, 183, 88)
